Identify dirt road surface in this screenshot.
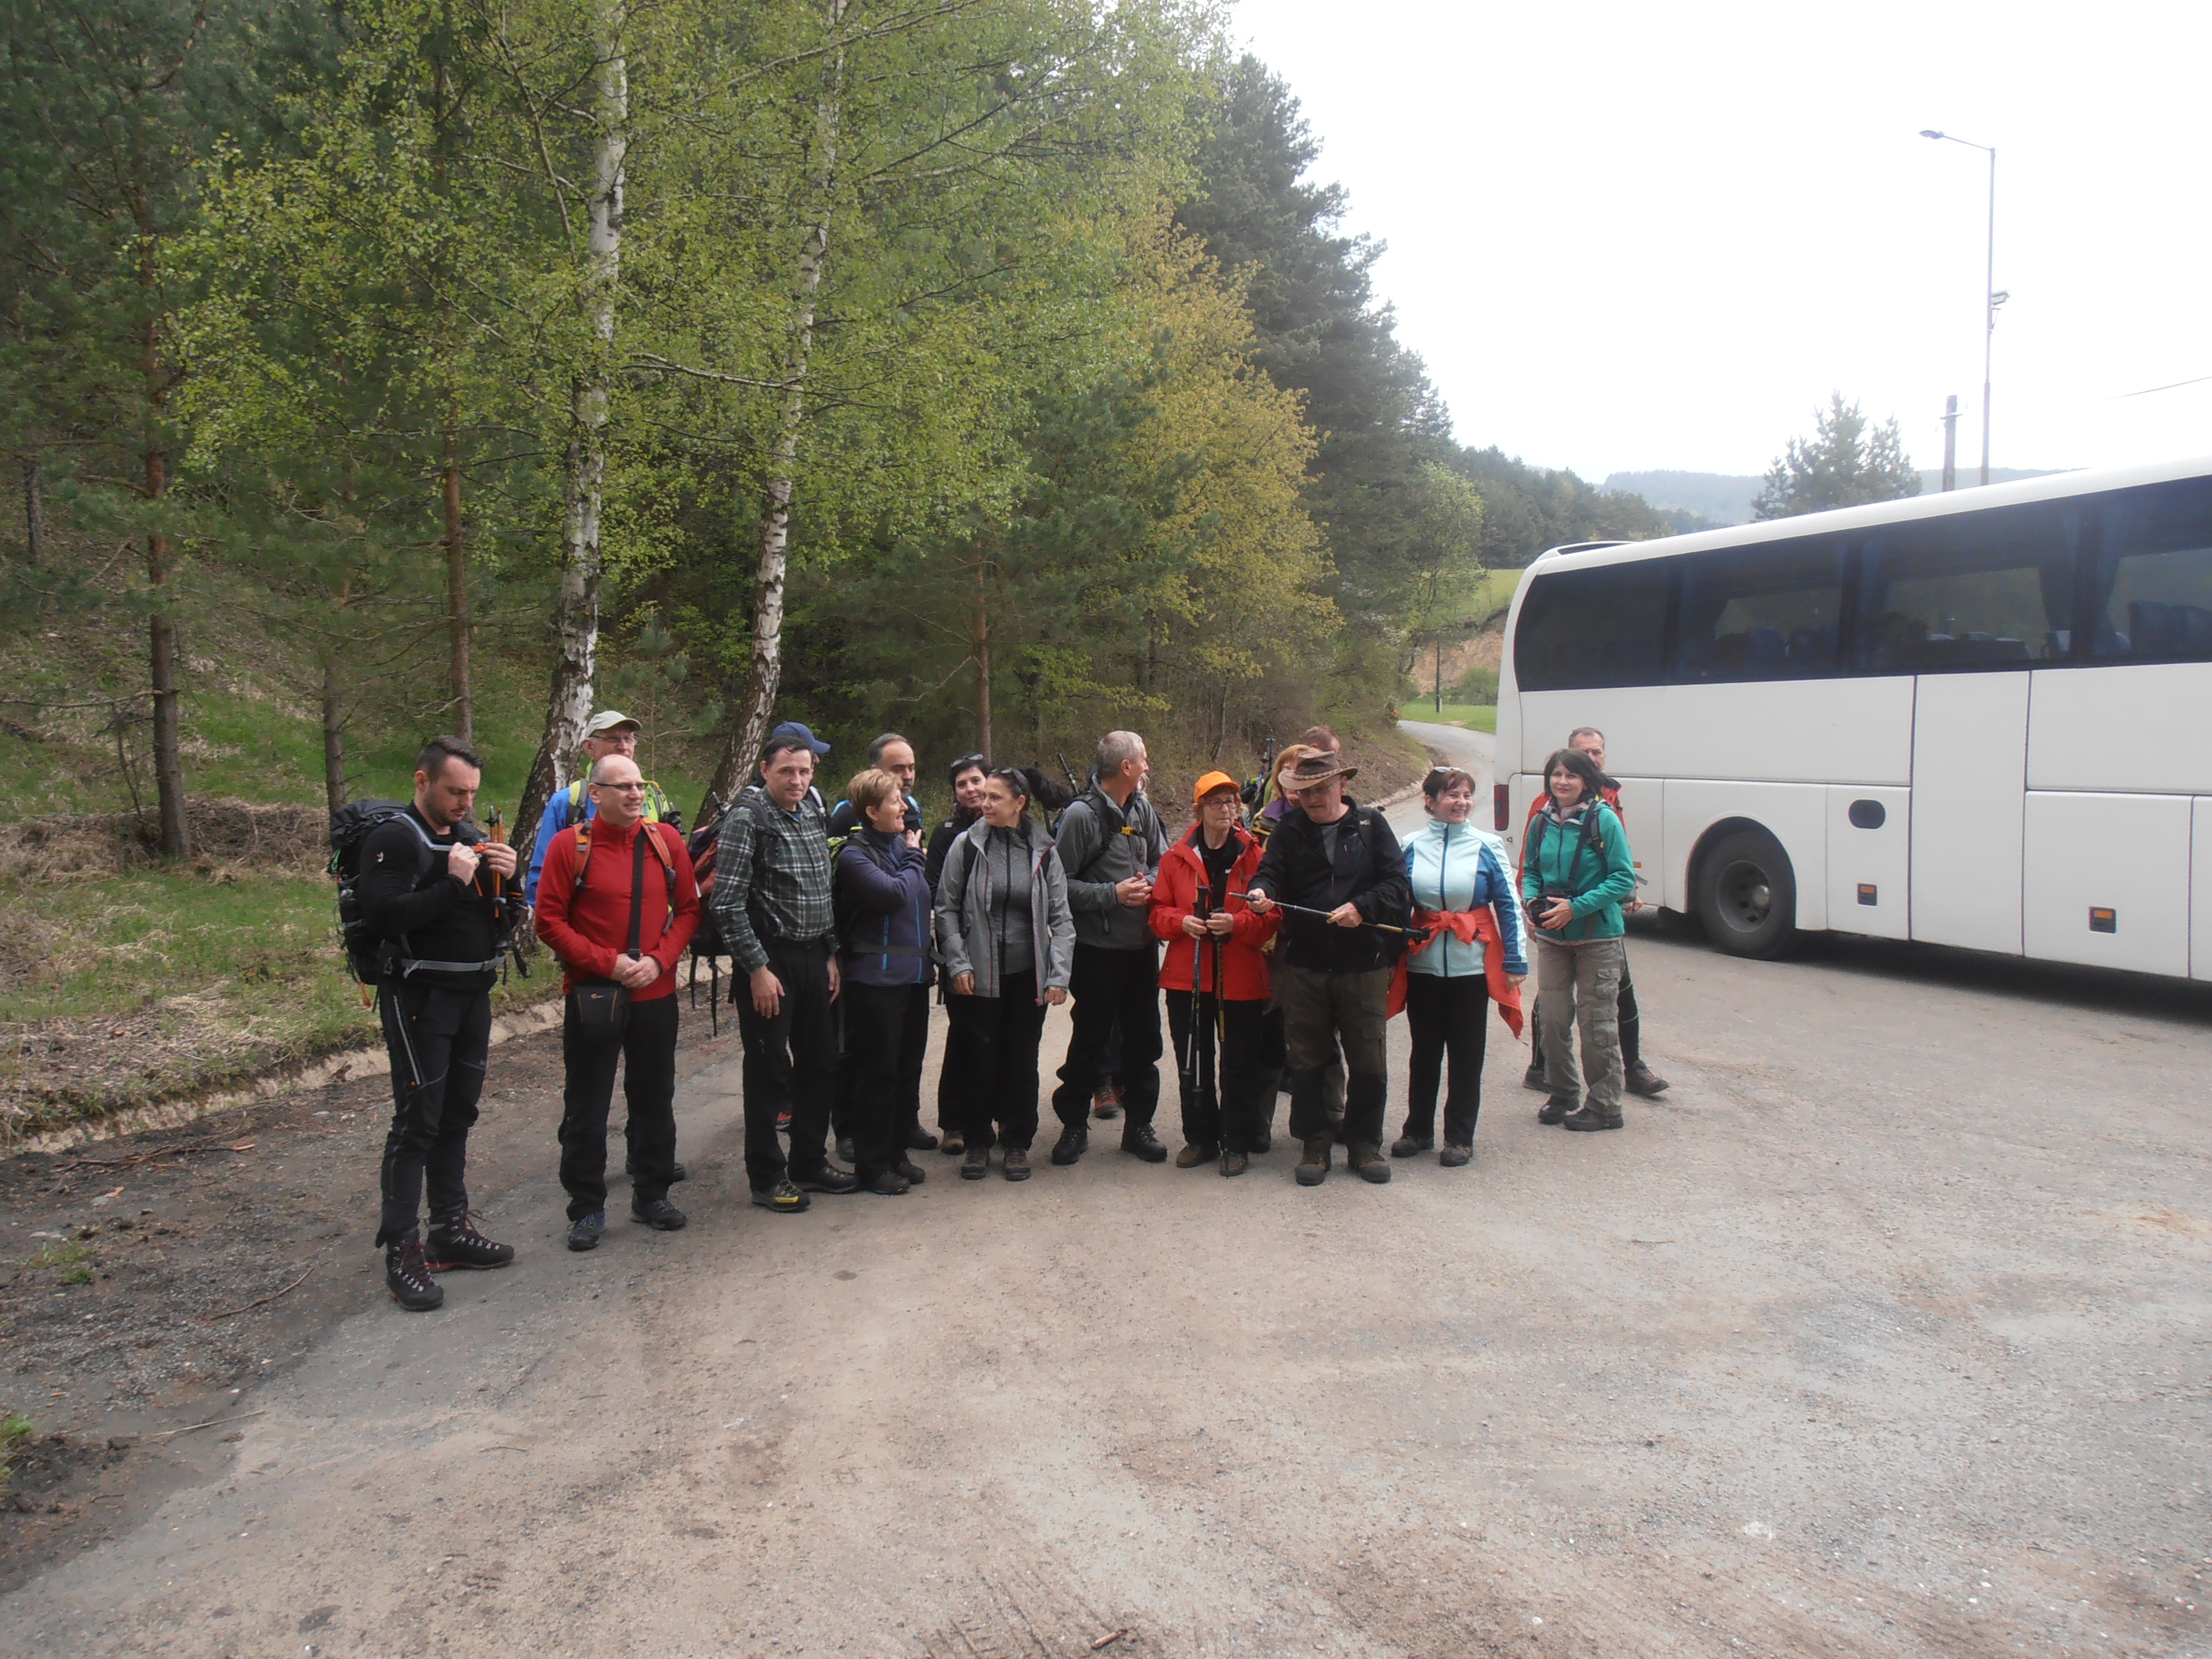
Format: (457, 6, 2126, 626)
(6, 723, 2210, 1657)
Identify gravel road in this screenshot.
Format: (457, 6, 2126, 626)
(5, 718, 2209, 1657)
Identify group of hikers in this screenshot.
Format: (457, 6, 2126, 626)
(352, 716, 1668, 1312)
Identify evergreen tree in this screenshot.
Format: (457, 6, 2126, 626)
(1752, 393, 1921, 520)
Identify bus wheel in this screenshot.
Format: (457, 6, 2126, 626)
(1696, 828, 1798, 959)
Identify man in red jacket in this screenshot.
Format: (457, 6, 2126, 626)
(1150, 772, 1279, 1176)
(534, 754, 701, 1249)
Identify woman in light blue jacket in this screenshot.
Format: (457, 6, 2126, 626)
(1395, 767, 1528, 1165)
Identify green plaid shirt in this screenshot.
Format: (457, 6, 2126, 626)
(711, 786, 837, 973)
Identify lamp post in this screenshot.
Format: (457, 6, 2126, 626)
(1920, 129, 2003, 487)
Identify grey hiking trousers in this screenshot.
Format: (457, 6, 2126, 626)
(1535, 935, 1625, 1121)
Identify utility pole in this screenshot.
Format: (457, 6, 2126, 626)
(1941, 394, 1958, 492)
(1921, 131, 2003, 486)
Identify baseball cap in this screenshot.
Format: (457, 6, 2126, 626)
(1192, 769, 1241, 804)
(583, 710, 641, 739)
(768, 720, 832, 757)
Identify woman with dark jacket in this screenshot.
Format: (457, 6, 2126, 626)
(925, 753, 990, 1156)
(1149, 771, 1279, 1175)
(836, 769, 937, 1195)
(934, 769, 1076, 1180)
(1520, 747, 1638, 1132)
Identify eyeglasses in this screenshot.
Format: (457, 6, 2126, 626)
(594, 782, 648, 794)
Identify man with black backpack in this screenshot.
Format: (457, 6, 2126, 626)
(356, 735, 520, 1311)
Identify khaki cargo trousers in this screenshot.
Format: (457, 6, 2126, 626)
(1534, 935, 1625, 1123)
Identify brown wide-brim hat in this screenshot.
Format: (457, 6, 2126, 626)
(1281, 752, 1358, 789)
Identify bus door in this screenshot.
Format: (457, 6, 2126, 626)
(1909, 672, 2028, 954)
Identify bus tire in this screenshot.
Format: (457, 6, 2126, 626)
(1695, 828, 1798, 959)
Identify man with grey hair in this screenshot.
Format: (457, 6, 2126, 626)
(1048, 730, 1170, 1165)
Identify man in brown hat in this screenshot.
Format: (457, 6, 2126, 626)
(1246, 749, 1411, 1186)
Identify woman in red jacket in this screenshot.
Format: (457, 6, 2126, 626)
(1149, 772, 1279, 1175)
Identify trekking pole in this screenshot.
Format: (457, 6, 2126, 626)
(1227, 893, 1421, 937)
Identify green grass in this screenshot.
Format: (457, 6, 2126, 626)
(0, 1411, 31, 1493)
(20, 1240, 90, 1272)
(1415, 704, 1498, 734)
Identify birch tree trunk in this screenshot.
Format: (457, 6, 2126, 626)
(442, 396, 471, 739)
(517, 1, 627, 839)
(705, 0, 847, 812)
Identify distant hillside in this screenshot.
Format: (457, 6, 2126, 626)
(1603, 467, 2067, 528)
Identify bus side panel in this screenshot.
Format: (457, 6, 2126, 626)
(1826, 786, 1911, 939)
(1517, 688, 1674, 777)
(1541, 679, 1912, 787)
(1662, 780, 1829, 931)
(2196, 800, 2212, 981)
(2028, 663, 2212, 796)
(2022, 792, 2190, 975)
(1909, 672, 2028, 955)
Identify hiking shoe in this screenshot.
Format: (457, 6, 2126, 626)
(631, 1197, 688, 1229)
(424, 1214, 515, 1271)
(1348, 1143, 1392, 1184)
(566, 1212, 607, 1252)
(1537, 1096, 1573, 1126)
(939, 1131, 966, 1157)
(865, 1169, 911, 1196)
(624, 1159, 688, 1183)
(961, 1145, 991, 1180)
(1390, 1134, 1433, 1159)
(1294, 1134, 1333, 1187)
(1002, 1147, 1031, 1182)
(1522, 1061, 1550, 1093)
(1092, 1081, 1123, 1120)
(751, 1179, 810, 1214)
(1624, 1063, 1670, 1098)
(1121, 1124, 1168, 1163)
(1563, 1108, 1623, 1132)
(1175, 1142, 1218, 1169)
(894, 1158, 928, 1185)
(1439, 1144, 1473, 1168)
(835, 1134, 857, 1166)
(776, 1108, 792, 1131)
(1050, 1124, 1088, 1166)
(1219, 1149, 1249, 1178)
(792, 1163, 858, 1195)
(385, 1242, 444, 1312)
(904, 1127, 941, 1151)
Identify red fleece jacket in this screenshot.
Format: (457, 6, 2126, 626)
(534, 819, 700, 1001)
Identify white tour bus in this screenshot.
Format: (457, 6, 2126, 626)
(1495, 456, 2212, 977)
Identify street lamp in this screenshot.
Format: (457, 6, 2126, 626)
(1920, 129, 2004, 487)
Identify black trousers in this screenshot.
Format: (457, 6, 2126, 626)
(1165, 991, 1272, 1152)
(1403, 973, 1490, 1147)
(375, 982, 492, 1246)
(1050, 943, 1162, 1130)
(934, 995, 970, 1136)
(558, 993, 679, 1221)
(834, 982, 931, 1148)
(840, 981, 926, 1177)
(947, 970, 1049, 1149)
(735, 937, 836, 1190)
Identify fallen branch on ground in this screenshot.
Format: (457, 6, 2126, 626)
(204, 1264, 315, 1321)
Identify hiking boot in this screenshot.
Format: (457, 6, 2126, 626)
(1092, 1080, 1123, 1120)
(751, 1178, 810, 1214)
(1050, 1123, 1088, 1166)
(1219, 1149, 1249, 1178)
(1563, 1107, 1623, 1132)
(1254, 1127, 1273, 1154)
(625, 1159, 688, 1183)
(836, 1134, 857, 1167)
(1537, 1096, 1574, 1126)
(1390, 1133, 1433, 1159)
(631, 1196, 688, 1230)
(1348, 1143, 1392, 1184)
(1121, 1124, 1168, 1164)
(904, 1127, 940, 1151)
(1002, 1147, 1031, 1182)
(775, 1108, 792, 1131)
(792, 1162, 858, 1195)
(1295, 1134, 1333, 1187)
(961, 1144, 991, 1180)
(865, 1169, 911, 1196)
(1175, 1142, 1219, 1169)
(939, 1131, 966, 1157)
(1624, 1063, 1670, 1098)
(1439, 1144, 1473, 1168)
(424, 1214, 515, 1271)
(894, 1158, 928, 1185)
(1329, 1113, 1351, 1147)
(566, 1212, 606, 1252)
(1522, 1060, 1550, 1094)
(385, 1242, 443, 1312)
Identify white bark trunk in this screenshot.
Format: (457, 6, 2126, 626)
(519, 5, 627, 835)
(708, 0, 846, 811)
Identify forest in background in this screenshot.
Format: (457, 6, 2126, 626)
(3, 0, 1682, 846)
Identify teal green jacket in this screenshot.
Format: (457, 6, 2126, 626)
(1519, 801, 1636, 942)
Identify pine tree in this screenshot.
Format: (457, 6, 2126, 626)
(1752, 393, 1922, 520)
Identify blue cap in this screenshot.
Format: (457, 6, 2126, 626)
(769, 720, 831, 757)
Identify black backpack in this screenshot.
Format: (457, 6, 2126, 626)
(329, 799, 425, 988)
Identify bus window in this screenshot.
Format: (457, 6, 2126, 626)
(2087, 477, 2212, 664)
(1852, 501, 2080, 674)
(1674, 539, 1845, 682)
(1512, 560, 1674, 691)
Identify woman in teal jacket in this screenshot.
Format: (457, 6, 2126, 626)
(1519, 747, 1638, 1131)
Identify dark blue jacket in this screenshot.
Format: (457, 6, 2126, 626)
(835, 827, 933, 987)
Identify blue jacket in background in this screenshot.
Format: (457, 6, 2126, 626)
(835, 826, 934, 987)
(1403, 818, 1528, 978)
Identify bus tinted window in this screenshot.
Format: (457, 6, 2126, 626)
(1852, 501, 2080, 674)
(1513, 561, 1673, 691)
(2087, 477, 2212, 664)
(1674, 540, 1844, 682)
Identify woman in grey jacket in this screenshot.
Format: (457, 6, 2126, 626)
(934, 769, 1076, 1181)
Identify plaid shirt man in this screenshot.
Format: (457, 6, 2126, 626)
(711, 785, 838, 974)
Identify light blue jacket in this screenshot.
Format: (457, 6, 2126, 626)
(1403, 818, 1529, 978)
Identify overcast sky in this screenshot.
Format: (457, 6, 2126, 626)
(1229, 0, 2212, 483)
